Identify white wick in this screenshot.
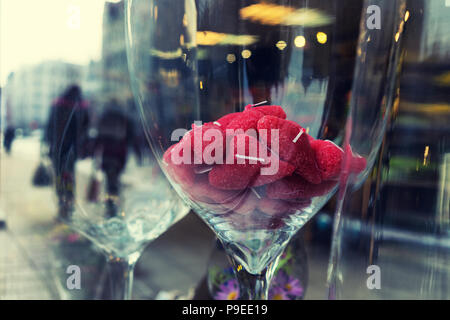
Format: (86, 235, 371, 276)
(195, 167, 213, 174)
(252, 100, 268, 107)
(292, 130, 304, 143)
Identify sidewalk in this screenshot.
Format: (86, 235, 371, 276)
(0, 230, 54, 299)
(0, 143, 62, 299)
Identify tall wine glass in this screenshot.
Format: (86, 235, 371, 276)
(325, 0, 407, 299)
(48, 76, 190, 302)
(327, 0, 450, 299)
(1, 0, 189, 300)
(125, 0, 402, 299)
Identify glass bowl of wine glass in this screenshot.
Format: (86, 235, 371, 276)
(53, 102, 189, 299)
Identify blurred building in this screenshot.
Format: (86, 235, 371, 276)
(82, 60, 102, 102)
(2, 61, 82, 132)
(421, 0, 450, 59)
(101, 0, 135, 115)
(80, 59, 103, 123)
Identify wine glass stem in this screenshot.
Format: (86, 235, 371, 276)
(230, 259, 278, 300)
(238, 271, 270, 300)
(326, 195, 346, 300)
(106, 256, 137, 300)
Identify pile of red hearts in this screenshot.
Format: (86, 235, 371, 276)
(163, 104, 366, 220)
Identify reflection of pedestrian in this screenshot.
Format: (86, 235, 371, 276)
(3, 126, 15, 154)
(44, 85, 90, 220)
(95, 100, 141, 217)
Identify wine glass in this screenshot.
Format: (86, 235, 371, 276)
(50, 97, 189, 300)
(1, 0, 188, 300)
(125, 0, 403, 299)
(327, 0, 450, 299)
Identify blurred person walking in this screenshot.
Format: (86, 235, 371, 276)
(1, 126, 15, 229)
(0, 208, 6, 230)
(44, 85, 90, 220)
(3, 125, 16, 154)
(94, 99, 141, 217)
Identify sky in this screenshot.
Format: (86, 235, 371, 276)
(0, 0, 109, 86)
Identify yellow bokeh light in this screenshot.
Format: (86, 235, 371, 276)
(241, 49, 252, 59)
(423, 145, 430, 166)
(226, 53, 236, 63)
(159, 68, 180, 88)
(395, 32, 400, 42)
(294, 35, 306, 47)
(196, 31, 226, 46)
(196, 31, 258, 46)
(404, 10, 410, 22)
(240, 3, 295, 25)
(240, 4, 333, 27)
(276, 40, 287, 50)
(149, 48, 182, 59)
(316, 32, 327, 44)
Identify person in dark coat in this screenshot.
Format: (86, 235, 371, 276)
(44, 85, 90, 220)
(94, 99, 141, 217)
(3, 126, 16, 154)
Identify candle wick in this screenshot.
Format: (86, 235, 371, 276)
(252, 100, 268, 107)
